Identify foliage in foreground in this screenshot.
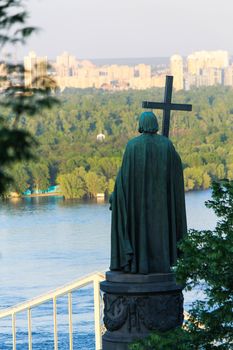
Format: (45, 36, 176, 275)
(131, 180, 233, 349)
(130, 328, 193, 350)
(0, 0, 58, 195)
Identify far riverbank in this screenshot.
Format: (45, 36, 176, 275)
(7, 187, 213, 201)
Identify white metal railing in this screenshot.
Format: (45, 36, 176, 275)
(0, 271, 193, 350)
(0, 272, 105, 350)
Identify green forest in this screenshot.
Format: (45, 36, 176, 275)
(5, 85, 233, 198)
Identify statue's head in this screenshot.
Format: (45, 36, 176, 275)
(138, 111, 159, 134)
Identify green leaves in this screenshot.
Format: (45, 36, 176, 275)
(0, 127, 37, 193)
(85, 171, 106, 198)
(57, 167, 87, 199)
(183, 179, 233, 343)
(130, 328, 194, 350)
(14, 26, 38, 39)
(0, 127, 37, 164)
(29, 163, 50, 192)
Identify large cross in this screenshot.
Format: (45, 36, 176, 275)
(142, 75, 192, 138)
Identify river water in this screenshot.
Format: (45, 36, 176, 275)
(0, 191, 216, 349)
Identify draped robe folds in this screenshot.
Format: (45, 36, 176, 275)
(110, 133, 187, 274)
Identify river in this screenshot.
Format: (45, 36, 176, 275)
(0, 190, 216, 349)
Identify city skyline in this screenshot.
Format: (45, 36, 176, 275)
(5, 47, 233, 65)
(21, 49, 233, 92)
(14, 0, 233, 59)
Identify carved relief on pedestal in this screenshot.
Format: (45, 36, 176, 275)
(103, 292, 184, 333)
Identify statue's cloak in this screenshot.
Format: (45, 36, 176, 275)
(110, 133, 187, 274)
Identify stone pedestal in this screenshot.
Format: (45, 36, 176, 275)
(100, 272, 184, 350)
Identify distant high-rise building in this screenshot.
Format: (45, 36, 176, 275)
(134, 64, 151, 79)
(206, 67, 223, 86)
(56, 52, 77, 77)
(187, 54, 200, 75)
(170, 55, 184, 90)
(24, 51, 47, 88)
(224, 65, 233, 86)
(187, 50, 229, 76)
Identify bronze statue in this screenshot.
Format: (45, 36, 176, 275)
(109, 111, 187, 274)
(101, 78, 191, 349)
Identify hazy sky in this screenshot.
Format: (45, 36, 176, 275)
(18, 0, 232, 59)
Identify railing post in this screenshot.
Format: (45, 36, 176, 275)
(68, 292, 73, 350)
(94, 276, 102, 350)
(28, 308, 32, 350)
(12, 313, 16, 350)
(53, 297, 58, 350)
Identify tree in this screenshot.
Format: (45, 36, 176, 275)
(0, 0, 58, 195)
(202, 172, 211, 189)
(108, 178, 115, 195)
(10, 163, 29, 194)
(30, 163, 50, 192)
(57, 167, 87, 199)
(130, 328, 193, 350)
(98, 157, 121, 180)
(227, 164, 233, 180)
(85, 171, 106, 198)
(216, 164, 225, 179)
(131, 180, 233, 349)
